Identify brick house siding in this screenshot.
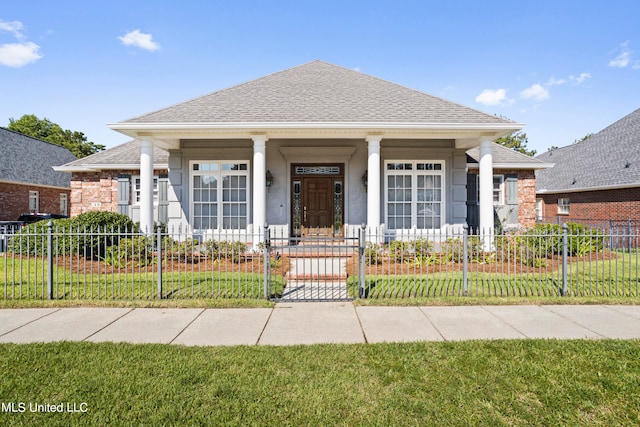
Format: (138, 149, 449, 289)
(70, 170, 167, 216)
(467, 168, 537, 229)
(539, 187, 640, 223)
(0, 182, 70, 221)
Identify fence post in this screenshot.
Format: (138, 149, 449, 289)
(463, 224, 468, 296)
(47, 220, 53, 300)
(263, 224, 270, 299)
(561, 223, 568, 296)
(358, 223, 366, 298)
(157, 225, 163, 299)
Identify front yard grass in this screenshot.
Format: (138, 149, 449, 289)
(1, 340, 639, 425)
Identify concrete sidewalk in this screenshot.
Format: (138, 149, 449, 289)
(1, 303, 639, 346)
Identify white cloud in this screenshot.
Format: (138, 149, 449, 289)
(520, 83, 549, 101)
(118, 29, 160, 51)
(0, 19, 24, 39)
(0, 41, 42, 67)
(475, 88, 508, 106)
(545, 77, 566, 86)
(609, 41, 632, 68)
(569, 72, 591, 84)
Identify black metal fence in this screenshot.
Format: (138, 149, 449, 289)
(1, 222, 638, 301)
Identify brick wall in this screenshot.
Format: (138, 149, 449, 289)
(70, 170, 167, 217)
(0, 182, 70, 221)
(539, 187, 640, 222)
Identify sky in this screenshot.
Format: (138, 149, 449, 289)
(1, 0, 639, 156)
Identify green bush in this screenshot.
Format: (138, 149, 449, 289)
(102, 236, 155, 268)
(8, 211, 138, 258)
(205, 240, 247, 262)
(364, 242, 384, 265)
(519, 223, 604, 256)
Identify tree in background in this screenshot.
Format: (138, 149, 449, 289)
(7, 114, 105, 158)
(495, 131, 536, 156)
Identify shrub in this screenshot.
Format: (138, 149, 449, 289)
(7, 211, 138, 258)
(519, 223, 604, 257)
(205, 240, 247, 262)
(363, 242, 384, 265)
(102, 236, 155, 268)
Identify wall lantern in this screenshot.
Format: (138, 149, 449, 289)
(266, 170, 274, 187)
(361, 170, 368, 189)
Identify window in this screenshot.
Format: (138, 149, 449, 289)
(493, 175, 504, 204)
(60, 194, 69, 216)
(535, 199, 543, 221)
(133, 176, 159, 205)
(191, 161, 249, 230)
(385, 161, 444, 230)
(29, 191, 39, 213)
(558, 198, 570, 215)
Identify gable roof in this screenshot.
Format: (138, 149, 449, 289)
(110, 60, 523, 145)
(55, 139, 168, 172)
(536, 108, 640, 193)
(0, 127, 77, 188)
(466, 143, 553, 170)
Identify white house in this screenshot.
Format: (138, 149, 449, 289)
(108, 61, 523, 245)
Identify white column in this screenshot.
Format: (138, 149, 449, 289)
(366, 136, 382, 237)
(478, 138, 494, 250)
(139, 139, 154, 234)
(252, 135, 268, 240)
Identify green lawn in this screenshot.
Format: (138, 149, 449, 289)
(1, 340, 639, 425)
(349, 251, 640, 299)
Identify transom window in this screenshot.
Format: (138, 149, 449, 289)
(385, 161, 444, 230)
(191, 161, 249, 230)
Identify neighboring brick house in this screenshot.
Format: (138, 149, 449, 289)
(54, 139, 168, 223)
(466, 143, 552, 231)
(0, 127, 76, 221)
(536, 108, 640, 227)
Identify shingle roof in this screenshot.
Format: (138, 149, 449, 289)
(466, 143, 552, 169)
(0, 127, 77, 188)
(57, 139, 168, 171)
(536, 108, 640, 192)
(122, 60, 515, 125)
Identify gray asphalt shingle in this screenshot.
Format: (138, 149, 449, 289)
(122, 60, 515, 125)
(536, 108, 640, 192)
(0, 127, 76, 188)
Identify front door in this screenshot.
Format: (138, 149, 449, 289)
(291, 164, 344, 237)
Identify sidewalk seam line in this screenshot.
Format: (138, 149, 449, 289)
(82, 308, 135, 342)
(417, 307, 447, 342)
(0, 308, 62, 338)
(540, 305, 606, 338)
(255, 306, 276, 345)
(480, 306, 527, 338)
(169, 308, 206, 344)
(353, 303, 368, 344)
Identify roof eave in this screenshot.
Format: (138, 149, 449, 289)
(537, 182, 640, 194)
(108, 121, 524, 140)
(54, 164, 169, 173)
(467, 162, 554, 170)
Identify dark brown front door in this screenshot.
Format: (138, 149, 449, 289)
(291, 164, 344, 237)
(303, 177, 333, 234)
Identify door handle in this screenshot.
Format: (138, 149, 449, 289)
(303, 206, 307, 222)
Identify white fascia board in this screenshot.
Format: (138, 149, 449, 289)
(537, 182, 640, 194)
(54, 164, 169, 173)
(108, 121, 525, 139)
(467, 162, 554, 170)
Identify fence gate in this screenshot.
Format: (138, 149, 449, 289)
(266, 231, 361, 301)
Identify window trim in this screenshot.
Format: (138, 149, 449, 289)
(132, 176, 159, 206)
(29, 191, 39, 213)
(384, 160, 445, 231)
(558, 198, 570, 215)
(60, 193, 69, 216)
(190, 160, 251, 231)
